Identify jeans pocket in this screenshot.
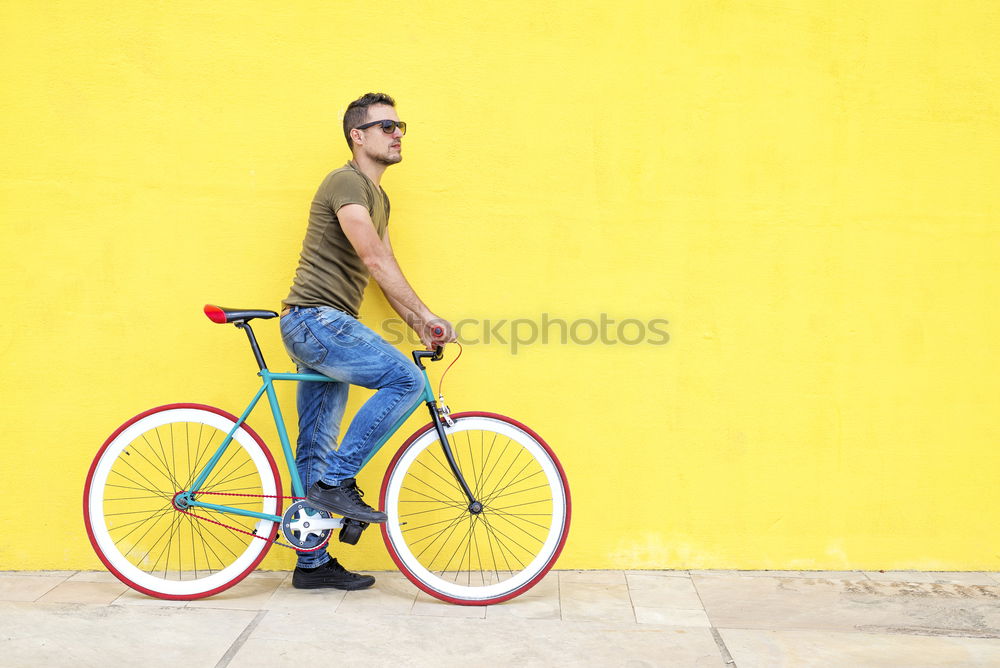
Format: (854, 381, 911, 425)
(281, 319, 325, 367)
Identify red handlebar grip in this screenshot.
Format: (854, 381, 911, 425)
(431, 325, 445, 337)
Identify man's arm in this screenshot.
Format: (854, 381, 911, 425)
(338, 204, 455, 347)
(379, 232, 431, 327)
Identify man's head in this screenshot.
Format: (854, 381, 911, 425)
(343, 92, 405, 165)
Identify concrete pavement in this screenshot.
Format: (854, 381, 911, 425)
(3, 569, 1000, 666)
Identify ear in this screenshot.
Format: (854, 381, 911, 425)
(351, 129, 364, 146)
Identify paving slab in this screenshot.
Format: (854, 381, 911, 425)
(695, 574, 1000, 636)
(486, 572, 561, 620)
(0, 601, 256, 667)
(693, 569, 804, 578)
(559, 570, 627, 585)
(186, 571, 286, 611)
(264, 575, 347, 611)
(627, 572, 704, 609)
(36, 580, 129, 605)
(239, 615, 725, 667)
(112, 588, 190, 607)
(522, 572, 560, 597)
(67, 571, 124, 583)
(797, 571, 870, 581)
(487, 593, 562, 620)
(0, 573, 68, 602)
(721, 627, 1000, 668)
(629, 569, 691, 578)
(692, 570, 868, 581)
(560, 580, 635, 623)
(412, 592, 487, 618)
(4, 570, 1000, 667)
(635, 606, 712, 627)
(323, 571, 419, 617)
(864, 571, 998, 585)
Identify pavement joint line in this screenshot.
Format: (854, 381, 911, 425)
(690, 573, 737, 666)
(710, 628, 737, 666)
(214, 609, 268, 668)
(30, 572, 73, 603)
(624, 570, 638, 624)
(557, 570, 563, 622)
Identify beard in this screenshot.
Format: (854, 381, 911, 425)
(374, 151, 402, 166)
(364, 143, 402, 166)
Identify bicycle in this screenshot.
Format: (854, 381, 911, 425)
(84, 305, 571, 605)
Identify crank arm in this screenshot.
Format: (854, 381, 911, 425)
(302, 517, 344, 530)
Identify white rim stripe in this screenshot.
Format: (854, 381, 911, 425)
(384, 416, 567, 601)
(87, 408, 278, 597)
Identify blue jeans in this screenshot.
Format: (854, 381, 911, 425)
(279, 306, 425, 568)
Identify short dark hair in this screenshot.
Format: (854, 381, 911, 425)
(343, 92, 396, 149)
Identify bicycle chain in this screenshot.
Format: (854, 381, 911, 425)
(174, 490, 330, 552)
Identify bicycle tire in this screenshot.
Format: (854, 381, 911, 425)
(380, 411, 571, 605)
(84, 404, 281, 599)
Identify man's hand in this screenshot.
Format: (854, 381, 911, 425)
(419, 316, 457, 350)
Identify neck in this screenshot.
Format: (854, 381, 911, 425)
(350, 153, 388, 186)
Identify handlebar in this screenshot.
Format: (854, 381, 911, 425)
(412, 345, 444, 369)
(411, 324, 449, 369)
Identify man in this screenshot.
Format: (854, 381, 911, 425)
(279, 92, 456, 590)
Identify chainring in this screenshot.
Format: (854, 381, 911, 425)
(281, 500, 333, 551)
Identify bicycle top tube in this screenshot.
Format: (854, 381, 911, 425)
(260, 366, 436, 404)
(263, 370, 337, 383)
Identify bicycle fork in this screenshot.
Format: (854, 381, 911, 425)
(412, 349, 483, 515)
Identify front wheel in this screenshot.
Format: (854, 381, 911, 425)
(84, 404, 282, 599)
(380, 412, 571, 605)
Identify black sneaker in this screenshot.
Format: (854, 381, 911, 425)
(307, 478, 388, 524)
(292, 558, 375, 590)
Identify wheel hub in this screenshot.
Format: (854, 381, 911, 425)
(172, 491, 191, 510)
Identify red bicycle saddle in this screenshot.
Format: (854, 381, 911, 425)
(203, 304, 278, 324)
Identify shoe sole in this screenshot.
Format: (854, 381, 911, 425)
(292, 578, 376, 591)
(305, 493, 388, 524)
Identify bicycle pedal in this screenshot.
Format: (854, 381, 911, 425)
(338, 518, 370, 545)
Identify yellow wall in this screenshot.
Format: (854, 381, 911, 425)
(2, 1, 999, 571)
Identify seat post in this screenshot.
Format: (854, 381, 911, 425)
(235, 322, 268, 371)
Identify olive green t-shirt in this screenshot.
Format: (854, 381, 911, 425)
(283, 162, 389, 317)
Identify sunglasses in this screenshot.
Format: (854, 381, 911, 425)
(355, 119, 407, 135)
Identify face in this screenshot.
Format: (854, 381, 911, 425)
(354, 104, 404, 165)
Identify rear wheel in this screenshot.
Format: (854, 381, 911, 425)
(381, 412, 571, 605)
(84, 404, 281, 599)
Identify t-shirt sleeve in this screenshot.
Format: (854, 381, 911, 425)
(326, 170, 371, 213)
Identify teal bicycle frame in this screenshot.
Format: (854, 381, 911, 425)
(176, 364, 436, 525)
